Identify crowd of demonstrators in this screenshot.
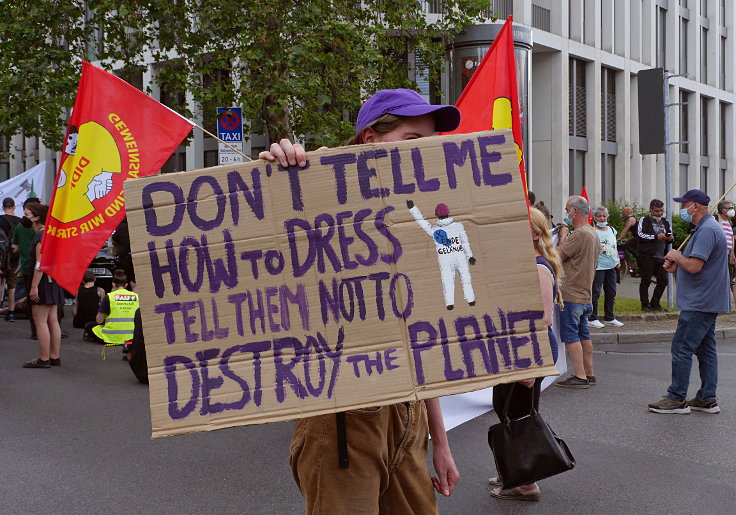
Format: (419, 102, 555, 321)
(73, 269, 105, 329)
(555, 196, 599, 389)
(648, 189, 731, 414)
(636, 199, 673, 311)
(716, 199, 736, 305)
(23, 203, 66, 369)
(0, 197, 21, 321)
(261, 89, 463, 514)
(588, 206, 623, 328)
(488, 206, 564, 502)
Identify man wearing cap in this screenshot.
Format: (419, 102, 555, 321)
(407, 200, 475, 309)
(648, 189, 731, 414)
(0, 197, 21, 321)
(261, 89, 461, 514)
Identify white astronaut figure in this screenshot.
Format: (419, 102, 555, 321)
(407, 200, 476, 310)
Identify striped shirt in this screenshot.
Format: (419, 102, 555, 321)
(720, 218, 733, 254)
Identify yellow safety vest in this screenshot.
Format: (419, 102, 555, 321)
(92, 288, 139, 344)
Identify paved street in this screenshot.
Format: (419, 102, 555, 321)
(2, 307, 735, 514)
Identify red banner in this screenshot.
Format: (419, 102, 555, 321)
(441, 16, 527, 194)
(41, 61, 193, 293)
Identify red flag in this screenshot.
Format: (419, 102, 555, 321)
(441, 16, 527, 194)
(41, 61, 193, 293)
(581, 186, 593, 224)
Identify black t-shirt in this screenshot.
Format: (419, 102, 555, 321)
(0, 214, 21, 239)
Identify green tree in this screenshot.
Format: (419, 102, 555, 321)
(0, 0, 493, 153)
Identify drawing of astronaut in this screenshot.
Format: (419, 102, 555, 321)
(407, 200, 476, 310)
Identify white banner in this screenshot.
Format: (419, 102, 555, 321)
(0, 162, 47, 217)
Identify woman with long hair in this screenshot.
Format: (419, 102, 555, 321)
(23, 203, 65, 368)
(489, 206, 564, 502)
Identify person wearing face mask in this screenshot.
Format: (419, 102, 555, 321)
(716, 200, 736, 305)
(588, 206, 623, 329)
(555, 196, 599, 389)
(648, 189, 731, 414)
(636, 199, 673, 311)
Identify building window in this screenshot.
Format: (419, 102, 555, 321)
(701, 166, 708, 192)
(701, 97, 709, 156)
(657, 7, 667, 68)
(569, 59, 586, 137)
(721, 102, 729, 196)
(680, 90, 690, 154)
(701, 0, 708, 18)
(680, 18, 688, 74)
(601, 68, 616, 142)
(680, 164, 689, 191)
(570, 149, 586, 195)
(720, 37, 726, 89)
(701, 28, 708, 83)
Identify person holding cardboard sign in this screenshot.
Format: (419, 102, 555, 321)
(260, 88, 461, 514)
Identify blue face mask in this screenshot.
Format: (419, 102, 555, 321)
(680, 206, 693, 223)
(564, 210, 574, 225)
(596, 221, 608, 228)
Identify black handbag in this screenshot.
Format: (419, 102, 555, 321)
(487, 384, 575, 489)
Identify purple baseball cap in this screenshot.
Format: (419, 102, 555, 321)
(673, 189, 710, 205)
(355, 89, 461, 134)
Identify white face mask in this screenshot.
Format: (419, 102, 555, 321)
(727, 209, 735, 218)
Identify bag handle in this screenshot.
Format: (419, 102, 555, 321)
(499, 380, 541, 437)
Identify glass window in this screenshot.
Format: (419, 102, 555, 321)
(680, 18, 688, 74)
(570, 149, 586, 195)
(701, 97, 709, 156)
(601, 153, 616, 202)
(680, 164, 689, 191)
(701, 166, 708, 192)
(569, 59, 587, 137)
(720, 37, 726, 89)
(657, 7, 667, 68)
(701, 28, 708, 83)
(680, 91, 690, 154)
(601, 68, 616, 142)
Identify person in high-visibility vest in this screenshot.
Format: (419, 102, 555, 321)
(86, 269, 139, 345)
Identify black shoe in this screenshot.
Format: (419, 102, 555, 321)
(446, 305, 454, 310)
(50, 358, 61, 366)
(469, 301, 475, 306)
(642, 305, 653, 312)
(650, 303, 665, 312)
(586, 375, 597, 385)
(555, 376, 590, 389)
(23, 358, 51, 369)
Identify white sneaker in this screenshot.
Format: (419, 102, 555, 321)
(604, 319, 624, 327)
(588, 319, 605, 328)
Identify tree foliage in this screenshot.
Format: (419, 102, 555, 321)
(1, 0, 492, 153)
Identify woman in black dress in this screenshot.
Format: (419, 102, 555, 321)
(23, 204, 66, 368)
(489, 206, 565, 501)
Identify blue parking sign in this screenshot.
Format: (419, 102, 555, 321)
(217, 107, 243, 142)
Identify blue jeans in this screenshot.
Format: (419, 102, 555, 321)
(667, 311, 719, 401)
(559, 302, 593, 344)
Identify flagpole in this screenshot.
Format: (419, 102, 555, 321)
(72, 57, 253, 162)
(192, 123, 253, 162)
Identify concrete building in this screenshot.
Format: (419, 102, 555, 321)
(2, 0, 734, 221)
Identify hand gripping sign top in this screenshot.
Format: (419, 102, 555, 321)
(124, 129, 556, 439)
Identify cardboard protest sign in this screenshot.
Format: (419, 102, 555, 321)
(125, 129, 557, 438)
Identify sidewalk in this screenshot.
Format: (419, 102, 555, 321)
(589, 311, 736, 344)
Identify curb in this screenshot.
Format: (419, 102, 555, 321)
(592, 326, 736, 344)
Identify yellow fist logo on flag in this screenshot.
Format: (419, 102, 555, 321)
(52, 121, 122, 224)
